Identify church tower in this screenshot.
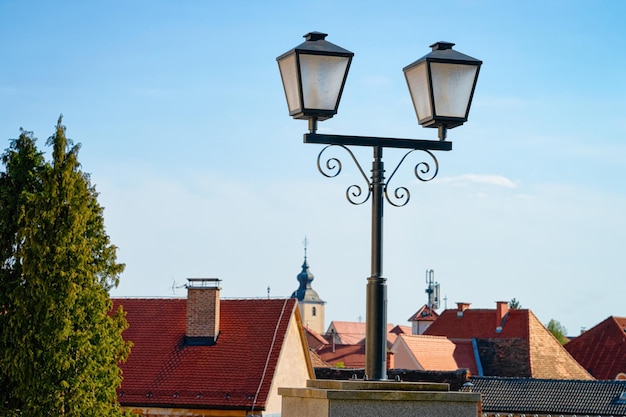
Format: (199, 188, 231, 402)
(290, 239, 326, 334)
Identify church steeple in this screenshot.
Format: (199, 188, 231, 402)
(290, 237, 326, 333)
(293, 238, 316, 299)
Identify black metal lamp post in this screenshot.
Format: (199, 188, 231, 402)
(277, 32, 481, 381)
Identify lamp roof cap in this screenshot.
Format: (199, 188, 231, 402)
(430, 41, 456, 51)
(305, 31, 328, 41)
(404, 41, 482, 71)
(277, 31, 354, 60)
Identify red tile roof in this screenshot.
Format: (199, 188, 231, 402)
(309, 349, 331, 368)
(387, 325, 412, 347)
(408, 304, 439, 322)
(303, 326, 329, 350)
(565, 316, 626, 380)
(424, 305, 592, 380)
(424, 308, 529, 339)
(316, 344, 366, 368)
(327, 321, 395, 345)
(315, 344, 395, 370)
(326, 321, 368, 345)
(113, 297, 300, 411)
(389, 324, 412, 335)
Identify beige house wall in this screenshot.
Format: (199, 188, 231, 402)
(412, 320, 433, 335)
(264, 310, 314, 416)
(391, 338, 423, 370)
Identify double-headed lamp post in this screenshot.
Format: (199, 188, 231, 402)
(277, 32, 481, 381)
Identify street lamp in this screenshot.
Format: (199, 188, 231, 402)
(277, 31, 354, 129)
(404, 41, 482, 139)
(277, 32, 481, 381)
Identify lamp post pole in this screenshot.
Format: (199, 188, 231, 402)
(278, 33, 481, 381)
(367, 145, 387, 380)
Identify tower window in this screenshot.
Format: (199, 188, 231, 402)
(312, 306, 317, 316)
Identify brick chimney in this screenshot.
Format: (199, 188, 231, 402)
(495, 301, 509, 332)
(186, 278, 221, 346)
(456, 302, 471, 317)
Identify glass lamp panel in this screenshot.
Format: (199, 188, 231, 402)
(299, 54, 350, 111)
(404, 62, 433, 123)
(278, 54, 301, 114)
(430, 62, 478, 118)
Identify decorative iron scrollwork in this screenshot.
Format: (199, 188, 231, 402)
(317, 145, 371, 205)
(384, 149, 439, 207)
(316, 145, 440, 207)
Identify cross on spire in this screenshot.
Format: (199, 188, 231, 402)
(303, 236, 309, 259)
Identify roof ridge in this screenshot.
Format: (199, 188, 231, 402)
(400, 334, 450, 340)
(610, 316, 626, 340)
(471, 376, 624, 383)
(527, 310, 593, 380)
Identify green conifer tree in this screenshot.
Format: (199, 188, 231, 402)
(0, 117, 133, 416)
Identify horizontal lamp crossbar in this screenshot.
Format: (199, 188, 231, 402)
(304, 133, 452, 151)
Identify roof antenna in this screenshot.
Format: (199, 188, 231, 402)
(425, 269, 440, 310)
(171, 279, 186, 295)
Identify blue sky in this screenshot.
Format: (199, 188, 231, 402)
(1, 0, 625, 336)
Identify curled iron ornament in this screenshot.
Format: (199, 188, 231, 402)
(316, 145, 440, 207)
(317, 145, 371, 205)
(384, 149, 439, 207)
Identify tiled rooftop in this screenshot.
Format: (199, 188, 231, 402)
(470, 376, 626, 416)
(425, 307, 529, 339)
(113, 297, 298, 410)
(425, 304, 592, 380)
(395, 334, 479, 374)
(326, 321, 396, 345)
(565, 316, 626, 380)
(316, 344, 366, 368)
(408, 304, 439, 322)
(303, 326, 329, 350)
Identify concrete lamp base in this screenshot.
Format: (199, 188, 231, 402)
(279, 379, 481, 417)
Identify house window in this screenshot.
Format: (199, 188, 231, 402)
(312, 306, 317, 317)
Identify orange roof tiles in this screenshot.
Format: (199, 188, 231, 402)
(309, 349, 331, 368)
(327, 321, 394, 345)
(396, 334, 478, 374)
(327, 321, 367, 345)
(113, 297, 299, 410)
(408, 304, 439, 322)
(565, 316, 626, 380)
(389, 324, 412, 335)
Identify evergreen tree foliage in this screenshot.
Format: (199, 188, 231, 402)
(0, 117, 133, 416)
(509, 298, 522, 309)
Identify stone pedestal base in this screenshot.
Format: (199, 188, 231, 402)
(279, 379, 481, 417)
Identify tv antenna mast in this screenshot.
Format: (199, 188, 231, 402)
(425, 269, 440, 310)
